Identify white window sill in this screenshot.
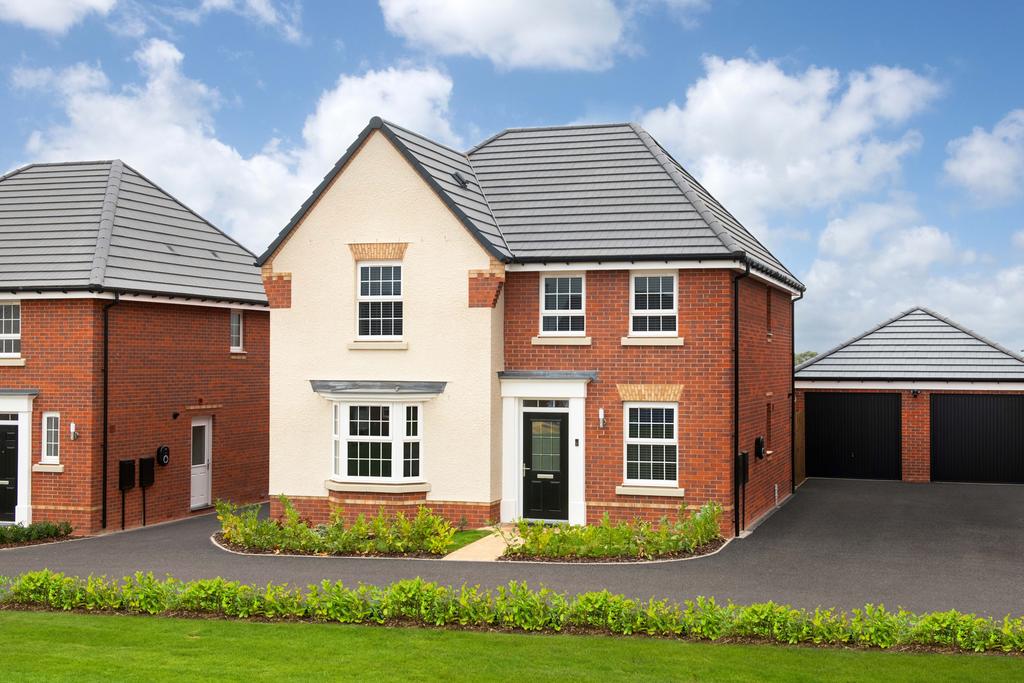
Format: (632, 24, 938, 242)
(347, 340, 409, 351)
(32, 462, 64, 473)
(0, 357, 26, 366)
(616, 484, 686, 498)
(230, 348, 246, 354)
(325, 480, 430, 494)
(531, 336, 592, 346)
(621, 337, 684, 347)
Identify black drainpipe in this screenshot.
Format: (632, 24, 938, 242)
(101, 291, 121, 529)
(790, 289, 804, 493)
(732, 259, 750, 537)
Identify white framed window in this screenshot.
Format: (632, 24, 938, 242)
(331, 401, 423, 482)
(0, 302, 21, 357)
(357, 262, 403, 339)
(623, 402, 678, 485)
(230, 309, 244, 352)
(539, 273, 585, 335)
(41, 411, 60, 463)
(630, 272, 677, 336)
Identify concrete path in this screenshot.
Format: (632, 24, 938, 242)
(1, 479, 1022, 616)
(443, 530, 506, 562)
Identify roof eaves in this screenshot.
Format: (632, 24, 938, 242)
(89, 159, 123, 287)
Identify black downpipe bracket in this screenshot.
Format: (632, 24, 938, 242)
(101, 291, 121, 529)
(790, 289, 804, 493)
(732, 260, 750, 537)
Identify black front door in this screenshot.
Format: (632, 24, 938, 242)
(0, 424, 17, 522)
(523, 412, 568, 521)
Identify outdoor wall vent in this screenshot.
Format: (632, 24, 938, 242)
(452, 171, 469, 188)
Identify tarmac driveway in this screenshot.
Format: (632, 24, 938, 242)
(1, 478, 1022, 616)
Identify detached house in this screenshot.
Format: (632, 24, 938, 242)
(259, 118, 804, 537)
(0, 161, 268, 532)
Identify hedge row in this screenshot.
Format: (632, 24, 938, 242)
(0, 521, 72, 545)
(2, 571, 1022, 653)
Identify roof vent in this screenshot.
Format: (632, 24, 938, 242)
(452, 171, 469, 188)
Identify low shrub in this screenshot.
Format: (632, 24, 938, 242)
(0, 521, 73, 545)
(1, 570, 1022, 654)
(217, 496, 455, 556)
(502, 502, 722, 560)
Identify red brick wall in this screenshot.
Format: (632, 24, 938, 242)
(262, 274, 292, 309)
(468, 273, 504, 308)
(0, 297, 269, 535)
(794, 387, 1024, 483)
(737, 278, 794, 529)
(104, 301, 269, 532)
(504, 269, 736, 529)
(0, 299, 104, 531)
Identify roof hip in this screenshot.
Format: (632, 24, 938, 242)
(89, 159, 124, 287)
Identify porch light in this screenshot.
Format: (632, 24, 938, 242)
(598, 407, 606, 428)
(69, 422, 79, 441)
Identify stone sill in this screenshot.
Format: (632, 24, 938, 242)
(531, 336, 592, 346)
(229, 352, 247, 360)
(347, 341, 409, 351)
(615, 485, 686, 498)
(325, 480, 430, 494)
(0, 357, 26, 366)
(32, 463, 64, 474)
(620, 337, 685, 347)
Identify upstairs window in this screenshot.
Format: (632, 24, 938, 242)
(631, 273, 677, 336)
(41, 412, 60, 463)
(0, 302, 20, 357)
(540, 274, 585, 335)
(624, 403, 678, 485)
(358, 263, 403, 338)
(230, 310, 244, 352)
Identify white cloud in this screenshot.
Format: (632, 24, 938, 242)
(640, 57, 942, 229)
(798, 197, 1024, 354)
(0, 0, 115, 34)
(15, 39, 460, 253)
(1013, 230, 1024, 249)
(168, 0, 304, 42)
(380, 0, 627, 71)
(944, 109, 1024, 203)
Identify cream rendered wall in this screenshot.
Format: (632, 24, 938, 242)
(268, 131, 503, 503)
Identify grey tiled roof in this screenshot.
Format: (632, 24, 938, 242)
(0, 160, 266, 304)
(796, 307, 1024, 381)
(259, 118, 802, 290)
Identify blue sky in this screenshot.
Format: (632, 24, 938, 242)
(2, 0, 1023, 352)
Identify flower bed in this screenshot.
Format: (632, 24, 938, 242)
(500, 503, 723, 561)
(3, 570, 1023, 654)
(0, 521, 73, 549)
(216, 497, 456, 557)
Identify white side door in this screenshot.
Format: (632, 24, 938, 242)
(190, 417, 212, 509)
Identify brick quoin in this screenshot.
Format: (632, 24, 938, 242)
(262, 273, 292, 309)
(468, 273, 504, 308)
(795, 386, 1023, 483)
(0, 298, 269, 534)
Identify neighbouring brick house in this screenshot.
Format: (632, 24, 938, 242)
(259, 118, 804, 537)
(0, 161, 269, 533)
(795, 307, 1024, 485)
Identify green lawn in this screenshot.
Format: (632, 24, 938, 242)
(3, 611, 1021, 682)
(448, 528, 492, 552)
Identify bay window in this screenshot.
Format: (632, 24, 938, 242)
(331, 402, 423, 481)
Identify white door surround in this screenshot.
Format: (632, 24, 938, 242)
(190, 416, 213, 509)
(0, 391, 36, 525)
(500, 376, 589, 526)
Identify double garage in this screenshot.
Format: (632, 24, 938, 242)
(795, 308, 1024, 485)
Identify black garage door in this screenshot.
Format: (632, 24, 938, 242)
(930, 394, 1024, 483)
(806, 392, 901, 479)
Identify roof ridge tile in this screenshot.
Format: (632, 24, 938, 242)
(89, 160, 122, 287)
